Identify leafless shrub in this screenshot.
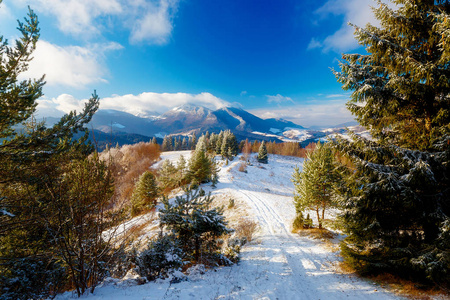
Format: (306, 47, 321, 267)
(99, 142, 161, 209)
(238, 162, 247, 173)
(235, 218, 258, 242)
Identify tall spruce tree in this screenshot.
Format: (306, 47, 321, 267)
(188, 147, 212, 185)
(257, 141, 268, 163)
(292, 142, 338, 229)
(161, 136, 172, 151)
(131, 171, 160, 216)
(333, 0, 450, 285)
(0, 4, 103, 297)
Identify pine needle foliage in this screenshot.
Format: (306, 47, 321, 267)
(159, 189, 232, 263)
(131, 171, 159, 216)
(257, 141, 268, 163)
(292, 142, 339, 229)
(334, 0, 450, 151)
(333, 0, 450, 287)
(0, 4, 119, 297)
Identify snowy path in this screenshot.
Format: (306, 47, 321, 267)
(57, 153, 400, 300)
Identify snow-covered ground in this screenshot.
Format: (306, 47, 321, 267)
(56, 152, 400, 300)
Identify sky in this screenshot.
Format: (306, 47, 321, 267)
(0, 0, 380, 127)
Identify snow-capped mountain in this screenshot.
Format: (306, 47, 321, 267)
(88, 104, 307, 142)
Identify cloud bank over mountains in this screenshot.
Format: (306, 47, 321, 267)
(36, 92, 353, 127)
(36, 92, 231, 119)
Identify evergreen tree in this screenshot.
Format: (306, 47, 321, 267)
(159, 189, 232, 262)
(292, 142, 339, 229)
(131, 171, 160, 216)
(257, 141, 268, 163)
(0, 5, 105, 297)
(196, 135, 207, 152)
(209, 133, 218, 153)
(216, 131, 224, 154)
(173, 136, 181, 151)
(188, 148, 212, 185)
(162, 136, 172, 151)
(228, 131, 239, 156)
(190, 133, 197, 150)
(151, 137, 158, 145)
(220, 132, 231, 159)
(333, 0, 450, 285)
(181, 137, 188, 150)
(158, 159, 177, 191)
(176, 154, 188, 186)
(210, 158, 219, 188)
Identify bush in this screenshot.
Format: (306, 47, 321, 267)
(159, 189, 232, 263)
(235, 218, 258, 242)
(227, 198, 235, 209)
(0, 256, 66, 300)
(292, 212, 313, 231)
(238, 162, 247, 173)
(135, 234, 184, 281)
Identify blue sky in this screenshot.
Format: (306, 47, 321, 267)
(0, 0, 378, 127)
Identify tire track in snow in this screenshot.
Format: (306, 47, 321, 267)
(228, 173, 399, 300)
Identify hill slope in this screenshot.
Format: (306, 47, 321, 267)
(56, 153, 399, 300)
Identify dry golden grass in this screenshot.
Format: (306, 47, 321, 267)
(296, 228, 336, 240)
(334, 258, 449, 299)
(235, 218, 258, 242)
(369, 273, 448, 300)
(238, 162, 247, 172)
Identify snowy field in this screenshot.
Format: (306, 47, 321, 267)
(56, 152, 401, 300)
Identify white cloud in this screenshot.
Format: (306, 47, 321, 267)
(266, 94, 294, 104)
(36, 92, 231, 118)
(19, 40, 123, 88)
(250, 98, 353, 127)
(307, 38, 322, 50)
(129, 0, 178, 44)
(311, 0, 379, 52)
(240, 91, 248, 96)
(16, 0, 122, 38)
(14, 0, 178, 44)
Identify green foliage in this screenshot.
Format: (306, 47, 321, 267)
(162, 136, 172, 151)
(227, 198, 235, 209)
(188, 148, 213, 185)
(333, 1, 450, 151)
(136, 233, 184, 281)
(335, 136, 450, 284)
(48, 155, 117, 296)
(257, 141, 268, 163)
(220, 130, 238, 160)
(0, 256, 66, 300)
(333, 1, 450, 286)
(292, 142, 339, 229)
(158, 159, 178, 191)
(292, 213, 304, 232)
(131, 171, 159, 216)
(0, 7, 109, 298)
(0, 6, 124, 297)
(159, 189, 232, 263)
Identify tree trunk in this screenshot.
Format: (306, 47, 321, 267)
(316, 208, 321, 229)
(322, 208, 325, 226)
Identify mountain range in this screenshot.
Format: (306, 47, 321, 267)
(88, 104, 309, 142)
(45, 104, 360, 149)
